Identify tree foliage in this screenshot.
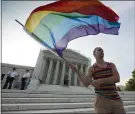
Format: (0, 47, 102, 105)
(125, 69, 135, 91)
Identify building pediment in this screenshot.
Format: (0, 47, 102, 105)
(63, 49, 89, 61)
(43, 49, 89, 64)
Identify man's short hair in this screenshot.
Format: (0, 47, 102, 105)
(26, 69, 29, 72)
(13, 68, 16, 70)
(93, 47, 103, 55)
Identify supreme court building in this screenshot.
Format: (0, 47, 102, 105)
(27, 49, 91, 90)
(1, 49, 91, 90)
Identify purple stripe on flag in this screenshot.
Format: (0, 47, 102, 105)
(55, 24, 120, 56)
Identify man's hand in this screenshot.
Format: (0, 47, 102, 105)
(90, 80, 101, 88)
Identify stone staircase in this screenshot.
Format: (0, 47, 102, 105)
(1, 86, 135, 114)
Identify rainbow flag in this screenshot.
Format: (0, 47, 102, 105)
(25, 0, 120, 56)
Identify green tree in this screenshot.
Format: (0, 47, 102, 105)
(125, 69, 135, 91)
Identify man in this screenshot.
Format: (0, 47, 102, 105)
(63, 74, 69, 86)
(68, 47, 125, 114)
(20, 69, 30, 90)
(3, 68, 18, 89)
(1, 74, 5, 80)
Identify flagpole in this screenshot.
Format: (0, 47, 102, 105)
(15, 19, 85, 78)
(61, 56, 85, 77)
(15, 19, 24, 27)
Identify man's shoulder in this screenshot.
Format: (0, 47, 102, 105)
(105, 61, 115, 66)
(27, 72, 30, 76)
(14, 71, 18, 75)
(7, 71, 11, 75)
(87, 64, 96, 71)
(91, 63, 97, 68)
(91, 62, 115, 67)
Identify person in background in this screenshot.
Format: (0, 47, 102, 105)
(1, 74, 5, 80)
(64, 74, 69, 86)
(3, 68, 18, 89)
(20, 69, 30, 90)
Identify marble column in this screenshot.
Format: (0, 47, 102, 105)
(38, 58, 47, 83)
(80, 64, 84, 86)
(60, 61, 66, 85)
(27, 50, 44, 90)
(45, 60, 53, 84)
(68, 67, 72, 86)
(52, 60, 60, 84)
(74, 64, 78, 86)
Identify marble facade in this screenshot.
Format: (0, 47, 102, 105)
(27, 49, 91, 90)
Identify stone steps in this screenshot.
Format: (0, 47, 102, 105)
(2, 89, 135, 95)
(2, 92, 135, 98)
(1, 108, 94, 114)
(2, 101, 135, 111)
(2, 102, 93, 111)
(2, 97, 135, 103)
(2, 89, 135, 114)
(2, 98, 94, 103)
(1, 89, 93, 95)
(2, 105, 135, 114)
(2, 93, 95, 98)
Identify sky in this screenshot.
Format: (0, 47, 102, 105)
(2, 1, 135, 86)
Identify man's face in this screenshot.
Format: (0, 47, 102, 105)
(94, 47, 104, 59)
